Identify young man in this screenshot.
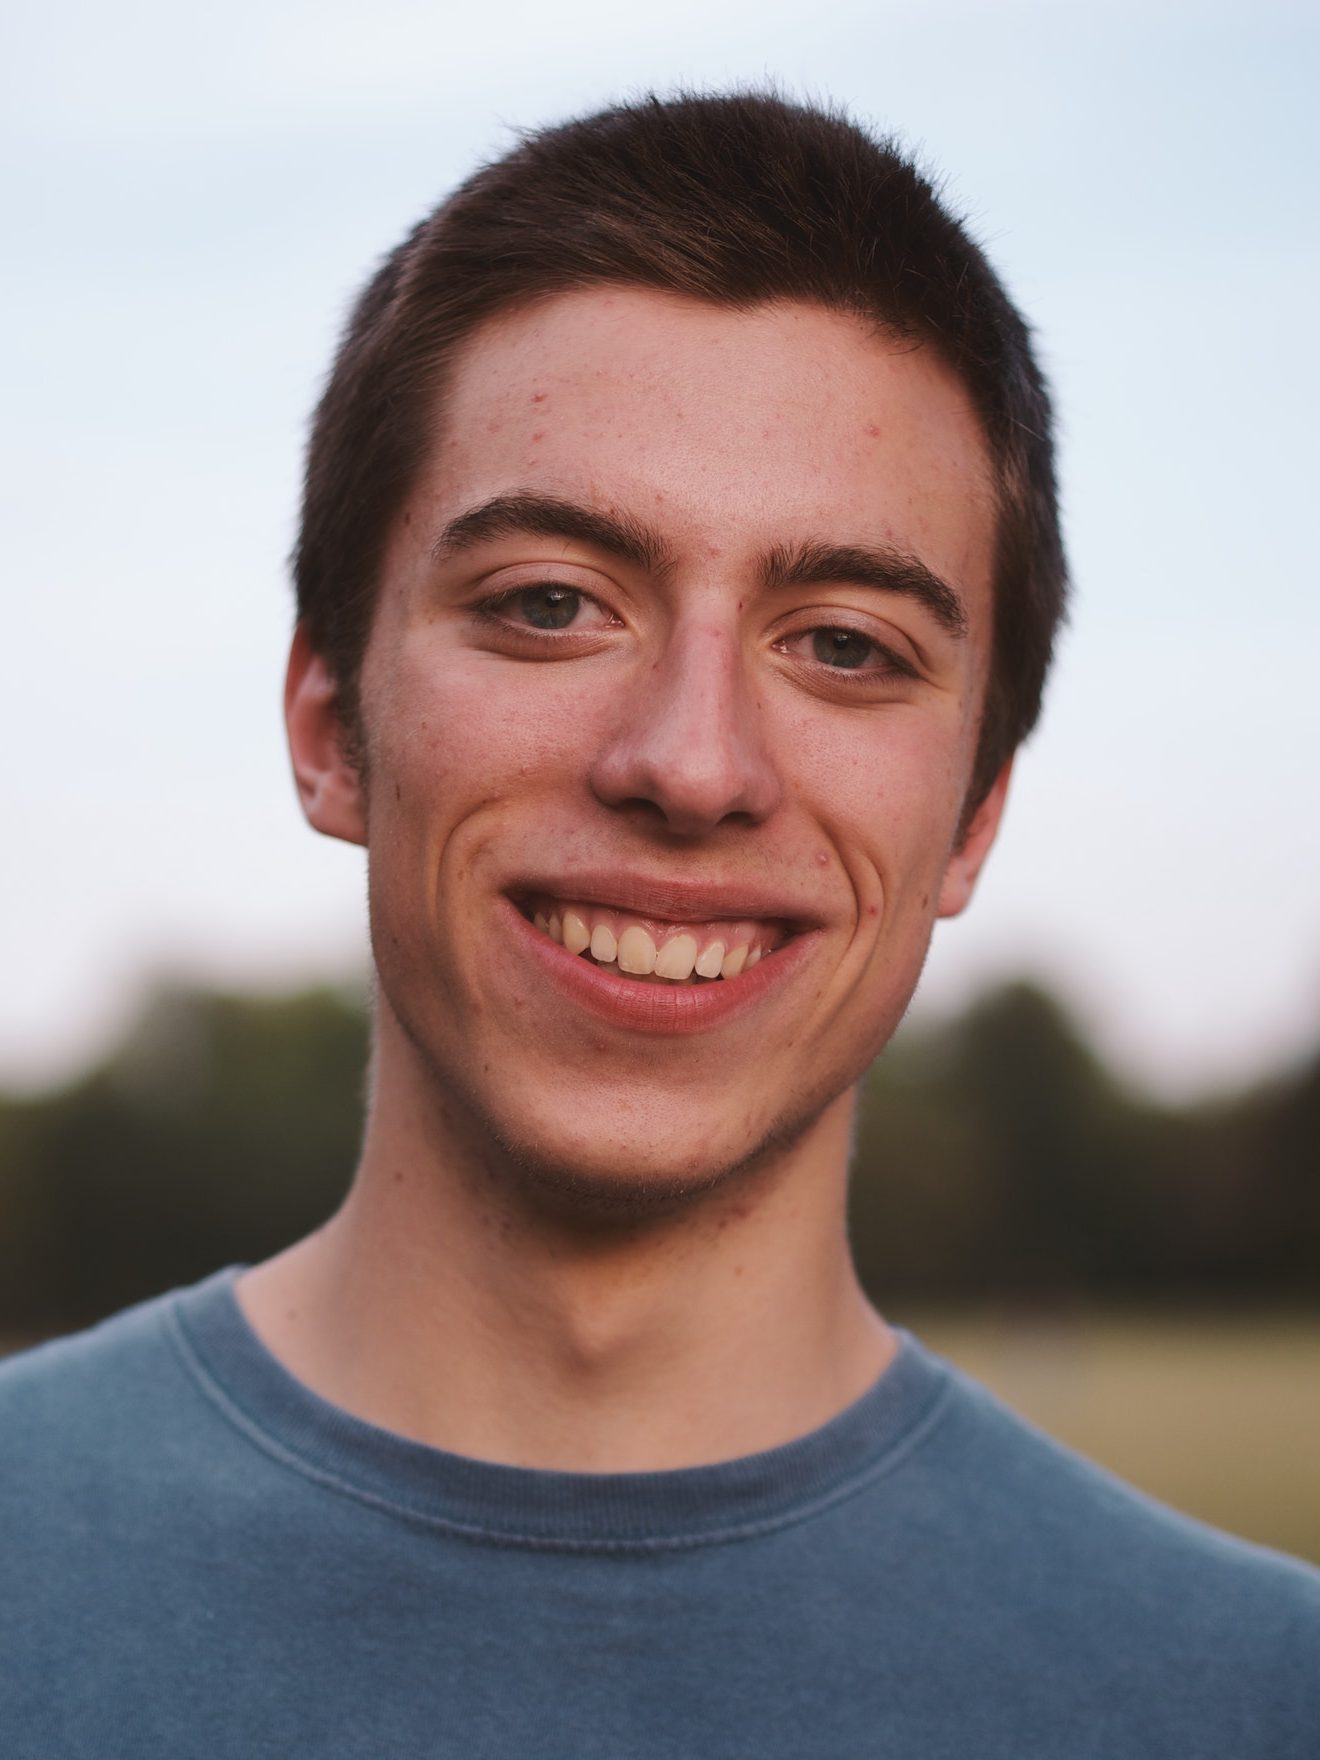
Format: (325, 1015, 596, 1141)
(2, 94, 1317, 1757)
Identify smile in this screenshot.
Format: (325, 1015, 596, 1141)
(501, 882, 819, 1037)
(518, 894, 786, 985)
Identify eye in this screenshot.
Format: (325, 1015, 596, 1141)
(509, 585, 585, 630)
(475, 581, 618, 637)
(810, 627, 878, 670)
(777, 623, 915, 680)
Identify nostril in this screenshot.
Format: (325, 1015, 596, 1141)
(588, 706, 781, 833)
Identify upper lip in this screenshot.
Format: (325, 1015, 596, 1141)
(505, 868, 828, 929)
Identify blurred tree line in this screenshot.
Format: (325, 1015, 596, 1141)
(0, 978, 1316, 1336)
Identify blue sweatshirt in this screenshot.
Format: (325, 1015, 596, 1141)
(2, 1268, 1317, 1757)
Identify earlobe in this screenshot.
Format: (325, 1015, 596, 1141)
(936, 758, 1013, 920)
(284, 624, 368, 847)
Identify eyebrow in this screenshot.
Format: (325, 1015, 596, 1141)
(762, 540, 968, 639)
(432, 491, 968, 639)
(431, 492, 671, 575)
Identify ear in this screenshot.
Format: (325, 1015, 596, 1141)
(936, 758, 1013, 919)
(284, 623, 367, 847)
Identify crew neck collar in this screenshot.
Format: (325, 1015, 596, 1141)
(168, 1267, 952, 1553)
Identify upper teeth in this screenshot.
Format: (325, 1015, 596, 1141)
(527, 897, 780, 983)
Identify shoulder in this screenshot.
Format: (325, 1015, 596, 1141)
(1, 1282, 182, 1411)
(0, 1275, 272, 1750)
(903, 1342, 1320, 1730)
(0, 1275, 231, 1496)
(1, 1286, 175, 1399)
(919, 1345, 1320, 1610)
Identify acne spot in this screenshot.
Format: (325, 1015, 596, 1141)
(486, 419, 503, 434)
(815, 850, 829, 868)
(866, 903, 879, 918)
(865, 423, 881, 439)
(531, 431, 545, 443)
(394, 783, 401, 802)
(531, 390, 547, 403)
(393, 1170, 404, 1185)
(708, 545, 722, 559)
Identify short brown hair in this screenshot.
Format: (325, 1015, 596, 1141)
(295, 91, 1067, 809)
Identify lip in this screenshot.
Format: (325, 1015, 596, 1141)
(501, 895, 823, 1036)
(503, 868, 827, 929)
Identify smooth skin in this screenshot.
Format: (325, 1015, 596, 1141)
(240, 289, 1010, 1472)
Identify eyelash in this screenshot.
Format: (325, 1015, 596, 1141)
(472, 584, 618, 638)
(472, 583, 917, 680)
(784, 628, 917, 683)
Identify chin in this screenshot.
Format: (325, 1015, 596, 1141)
(476, 1087, 835, 1229)
(381, 982, 861, 1226)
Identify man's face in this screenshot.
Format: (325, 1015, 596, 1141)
(316, 289, 1002, 1202)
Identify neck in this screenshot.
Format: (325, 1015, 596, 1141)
(239, 1018, 893, 1473)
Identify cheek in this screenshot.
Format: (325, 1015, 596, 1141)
(778, 707, 967, 879)
(376, 645, 618, 821)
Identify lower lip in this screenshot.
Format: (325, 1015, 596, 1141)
(501, 898, 819, 1037)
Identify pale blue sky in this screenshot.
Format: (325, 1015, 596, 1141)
(3, 0, 1317, 1095)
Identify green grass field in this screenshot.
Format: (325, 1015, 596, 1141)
(908, 1310, 1320, 1566)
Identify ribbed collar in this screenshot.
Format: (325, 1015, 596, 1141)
(168, 1267, 951, 1554)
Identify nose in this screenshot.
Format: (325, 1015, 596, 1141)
(588, 617, 782, 835)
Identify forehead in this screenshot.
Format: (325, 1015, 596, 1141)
(413, 287, 996, 621)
